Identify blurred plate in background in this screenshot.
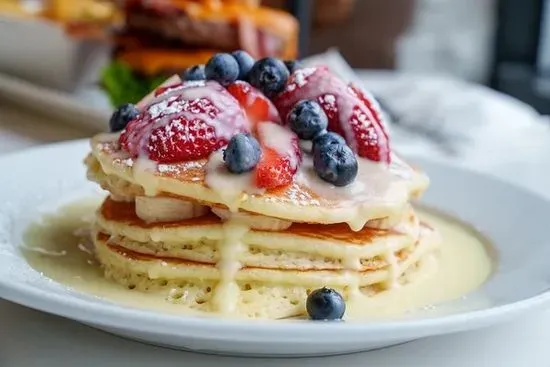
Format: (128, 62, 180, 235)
(0, 14, 112, 92)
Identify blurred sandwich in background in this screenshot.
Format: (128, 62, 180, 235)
(0, 0, 119, 91)
(102, 0, 298, 106)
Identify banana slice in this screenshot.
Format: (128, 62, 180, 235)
(135, 196, 209, 223)
(211, 207, 292, 231)
(365, 217, 394, 230)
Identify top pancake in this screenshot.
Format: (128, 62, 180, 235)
(88, 133, 429, 230)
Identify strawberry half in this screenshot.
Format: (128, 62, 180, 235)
(274, 66, 329, 122)
(274, 67, 391, 163)
(226, 80, 281, 127)
(348, 84, 390, 163)
(120, 80, 248, 163)
(254, 121, 301, 189)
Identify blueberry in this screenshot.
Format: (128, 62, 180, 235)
(312, 131, 346, 151)
(248, 57, 289, 97)
(284, 60, 302, 73)
(231, 50, 255, 80)
(223, 133, 261, 173)
(313, 143, 358, 187)
(182, 65, 205, 81)
(109, 103, 139, 132)
(205, 53, 240, 85)
(306, 287, 346, 320)
(288, 100, 328, 140)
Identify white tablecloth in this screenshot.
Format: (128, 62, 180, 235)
(1, 72, 550, 366)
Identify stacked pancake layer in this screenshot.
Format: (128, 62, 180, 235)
(86, 133, 440, 319)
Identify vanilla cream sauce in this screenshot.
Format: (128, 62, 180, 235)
(21, 198, 493, 320)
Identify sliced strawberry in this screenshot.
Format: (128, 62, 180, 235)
(348, 84, 391, 163)
(274, 66, 391, 163)
(254, 121, 301, 189)
(226, 80, 281, 127)
(255, 148, 294, 189)
(274, 66, 329, 122)
(120, 80, 248, 163)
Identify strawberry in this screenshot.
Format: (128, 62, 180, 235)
(226, 80, 281, 127)
(348, 84, 391, 163)
(254, 121, 301, 189)
(120, 80, 248, 163)
(255, 148, 294, 189)
(274, 66, 329, 122)
(274, 67, 391, 163)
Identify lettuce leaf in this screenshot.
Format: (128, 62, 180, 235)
(101, 61, 166, 107)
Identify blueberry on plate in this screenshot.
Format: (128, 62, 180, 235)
(205, 53, 240, 85)
(306, 287, 346, 320)
(223, 133, 261, 173)
(288, 100, 328, 140)
(312, 131, 346, 151)
(182, 65, 206, 81)
(248, 57, 289, 97)
(313, 142, 358, 187)
(109, 103, 139, 132)
(284, 60, 302, 73)
(232, 50, 255, 80)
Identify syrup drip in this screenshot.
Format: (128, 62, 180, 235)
(211, 219, 249, 314)
(204, 150, 265, 212)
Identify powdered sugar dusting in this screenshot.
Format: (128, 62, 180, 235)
(289, 67, 317, 91)
(122, 80, 248, 163)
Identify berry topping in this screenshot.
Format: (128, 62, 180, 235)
(306, 287, 346, 320)
(231, 50, 255, 81)
(226, 81, 281, 125)
(205, 53, 239, 86)
(313, 142, 358, 187)
(255, 122, 301, 189)
(348, 84, 391, 162)
(248, 57, 289, 97)
(182, 65, 205, 81)
(223, 133, 261, 173)
(284, 60, 302, 73)
(312, 131, 346, 150)
(287, 100, 328, 140)
(120, 80, 248, 163)
(274, 67, 391, 163)
(109, 103, 139, 132)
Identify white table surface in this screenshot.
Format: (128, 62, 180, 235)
(1, 79, 550, 366)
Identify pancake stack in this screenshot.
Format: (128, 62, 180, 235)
(85, 66, 440, 319)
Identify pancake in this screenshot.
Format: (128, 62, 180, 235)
(92, 197, 439, 318)
(87, 133, 429, 231)
(95, 198, 420, 271)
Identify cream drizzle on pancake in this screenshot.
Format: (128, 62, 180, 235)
(212, 219, 249, 314)
(204, 150, 264, 212)
(296, 155, 411, 231)
(133, 157, 159, 196)
(89, 133, 427, 231)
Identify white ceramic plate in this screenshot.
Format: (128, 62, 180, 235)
(1, 140, 550, 357)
